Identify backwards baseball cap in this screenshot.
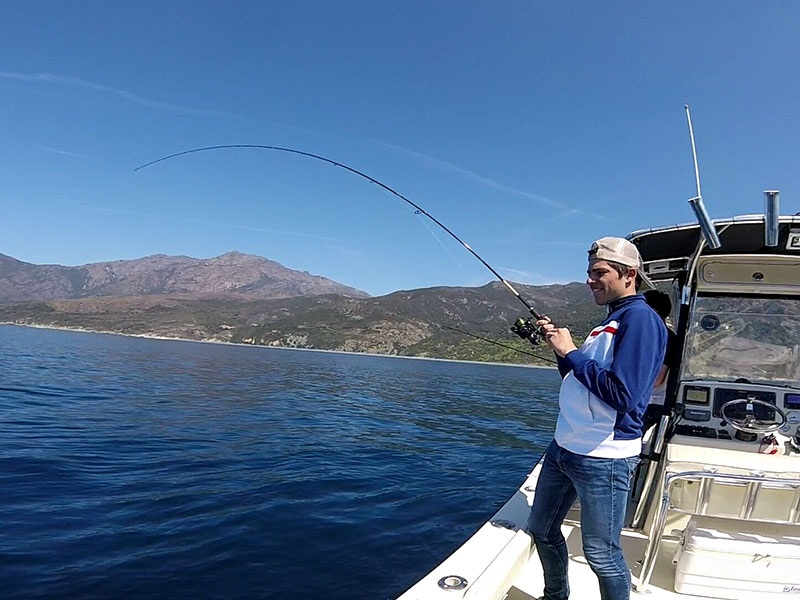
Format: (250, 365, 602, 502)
(588, 237, 642, 269)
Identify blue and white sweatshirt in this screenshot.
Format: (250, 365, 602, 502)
(554, 294, 667, 458)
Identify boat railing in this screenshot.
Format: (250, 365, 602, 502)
(636, 468, 800, 592)
(630, 414, 671, 530)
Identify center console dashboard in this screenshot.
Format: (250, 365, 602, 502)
(671, 381, 800, 452)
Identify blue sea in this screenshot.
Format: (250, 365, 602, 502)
(0, 324, 561, 599)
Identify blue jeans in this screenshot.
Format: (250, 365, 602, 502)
(526, 441, 639, 600)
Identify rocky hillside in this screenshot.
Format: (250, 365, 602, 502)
(0, 280, 605, 366)
(0, 252, 368, 302)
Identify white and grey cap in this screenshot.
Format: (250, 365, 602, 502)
(588, 237, 642, 269)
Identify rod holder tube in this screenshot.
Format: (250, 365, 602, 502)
(764, 190, 780, 247)
(688, 196, 722, 249)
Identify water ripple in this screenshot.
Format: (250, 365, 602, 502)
(0, 325, 559, 599)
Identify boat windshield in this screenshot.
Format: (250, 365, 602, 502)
(683, 295, 800, 385)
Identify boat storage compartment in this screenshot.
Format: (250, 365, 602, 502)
(674, 515, 800, 599)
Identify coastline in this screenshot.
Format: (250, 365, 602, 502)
(0, 322, 558, 370)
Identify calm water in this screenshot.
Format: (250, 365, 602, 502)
(0, 325, 561, 599)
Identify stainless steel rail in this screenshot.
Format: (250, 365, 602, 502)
(630, 414, 671, 530)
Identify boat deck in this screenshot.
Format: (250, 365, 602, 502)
(507, 509, 684, 599)
(399, 446, 800, 600)
(398, 462, 693, 600)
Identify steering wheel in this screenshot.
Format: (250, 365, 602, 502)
(721, 397, 787, 434)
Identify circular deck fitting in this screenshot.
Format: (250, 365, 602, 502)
(438, 575, 467, 591)
(700, 315, 720, 331)
(524, 485, 535, 492)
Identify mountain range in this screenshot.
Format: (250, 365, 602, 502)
(0, 252, 603, 365)
(0, 252, 367, 302)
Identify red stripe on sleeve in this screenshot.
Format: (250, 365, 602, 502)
(589, 326, 618, 337)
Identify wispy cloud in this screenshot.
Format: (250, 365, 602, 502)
(322, 243, 364, 258)
(37, 146, 90, 158)
(492, 239, 587, 247)
(498, 267, 572, 285)
(379, 142, 607, 220)
(498, 267, 547, 283)
(0, 70, 237, 118)
(77, 203, 343, 243)
(529, 240, 587, 246)
(497, 267, 533, 280)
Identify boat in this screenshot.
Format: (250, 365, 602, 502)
(398, 193, 800, 599)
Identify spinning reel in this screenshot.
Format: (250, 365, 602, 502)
(511, 317, 544, 346)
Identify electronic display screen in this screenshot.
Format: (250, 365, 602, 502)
(684, 387, 709, 405)
(785, 394, 800, 409)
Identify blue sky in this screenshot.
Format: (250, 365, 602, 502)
(1, 1, 798, 296)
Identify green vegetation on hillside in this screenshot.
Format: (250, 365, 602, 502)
(0, 282, 605, 365)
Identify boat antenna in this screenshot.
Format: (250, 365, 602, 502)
(135, 144, 544, 320)
(685, 104, 703, 201)
(684, 106, 722, 249)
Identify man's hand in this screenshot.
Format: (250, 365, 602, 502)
(536, 318, 578, 358)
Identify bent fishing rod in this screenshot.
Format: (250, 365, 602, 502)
(135, 144, 547, 344)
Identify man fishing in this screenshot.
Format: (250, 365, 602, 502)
(526, 237, 667, 600)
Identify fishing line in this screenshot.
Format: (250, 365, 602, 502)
(415, 213, 470, 276)
(441, 325, 557, 365)
(134, 144, 544, 320)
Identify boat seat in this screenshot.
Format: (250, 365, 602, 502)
(636, 445, 800, 593)
(673, 515, 800, 599)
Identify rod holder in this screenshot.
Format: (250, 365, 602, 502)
(764, 190, 780, 247)
(688, 196, 722, 249)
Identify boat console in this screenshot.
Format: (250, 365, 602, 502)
(632, 221, 800, 595)
(671, 381, 800, 452)
(655, 247, 800, 453)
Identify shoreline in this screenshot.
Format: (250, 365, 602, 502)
(0, 322, 558, 370)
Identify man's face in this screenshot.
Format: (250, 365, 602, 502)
(586, 259, 636, 305)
